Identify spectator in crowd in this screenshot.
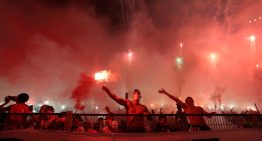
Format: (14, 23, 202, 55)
(5, 93, 31, 130)
(158, 88, 215, 131)
(102, 86, 151, 133)
(154, 115, 170, 132)
(174, 104, 190, 131)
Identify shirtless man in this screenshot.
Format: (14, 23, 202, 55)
(158, 88, 215, 131)
(102, 86, 150, 133)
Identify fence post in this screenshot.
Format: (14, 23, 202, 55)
(64, 111, 73, 131)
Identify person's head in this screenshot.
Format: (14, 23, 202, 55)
(46, 106, 54, 113)
(17, 93, 29, 103)
(133, 89, 141, 101)
(97, 117, 104, 123)
(185, 97, 194, 105)
(40, 105, 49, 113)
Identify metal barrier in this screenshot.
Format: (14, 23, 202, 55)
(0, 113, 261, 133)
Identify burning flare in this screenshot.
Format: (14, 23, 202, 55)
(94, 70, 111, 82)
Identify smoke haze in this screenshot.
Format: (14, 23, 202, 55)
(0, 0, 261, 112)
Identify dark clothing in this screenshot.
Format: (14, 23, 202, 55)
(154, 123, 169, 132)
(127, 126, 146, 133)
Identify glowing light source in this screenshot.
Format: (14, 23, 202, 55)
(230, 104, 235, 109)
(175, 57, 183, 69)
(61, 105, 66, 110)
(220, 105, 224, 110)
(128, 52, 133, 58)
(210, 53, 217, 60)
(150, 104, 154, 108)
(250, 106, 256, 111)
(180, 43, 183, 48)
(176, 57, 183, 64)
(44, 100, 49, 105)
(256, 64, 260, 68)
(94, 70, 111, 82)
(249, 35, 256, 42)
(95, 106, 99, 110)
(127, 51, 133, 63)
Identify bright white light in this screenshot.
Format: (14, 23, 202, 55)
(210, 53, 217, 60)
(249, 35, 256, 42)
(256, 64, 260, 68)
(176, 57, 183, 64)
(94, 70, 110, 82)
(61, 105, 66, 110)
(259, 17, 262, 20)
(220, 105, 224, 110)
(38, 104, 43, 107)
(95, 106, 99, 110)
(254, 19, 257, 22)
(250, 106, 256, 111)
(128, 52, 133, 58)
(127, 51, 133, 63)
(44, 100, 49, 105)
(180, 43, 183, 48)
(230, 104, 235, 109)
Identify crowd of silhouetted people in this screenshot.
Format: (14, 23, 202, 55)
(0, 91, 261, 133)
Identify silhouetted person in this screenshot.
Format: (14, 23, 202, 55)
(158, 88, 215, 131)
(6, 93, 31, 130)
(175, 104, 190, 131)
(154, 115, 170, 132)
(93, 117, 104, 133)
(103, 106, 118, 133)
(102, 86, 150, 133)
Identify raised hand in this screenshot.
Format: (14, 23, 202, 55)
(4, 96, 11, 103)
(158, 88, 167, 94)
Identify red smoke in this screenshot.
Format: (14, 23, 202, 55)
(71, 73, 95, 111)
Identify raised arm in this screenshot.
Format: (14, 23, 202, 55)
(0, 96, 11, 112)
(158, 88, 186, 107)
(254, 103, 260, 113)
(102, 86, 127, 106)
(200, 107, 216, 118)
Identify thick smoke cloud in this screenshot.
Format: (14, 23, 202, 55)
(0, 0, 262, 112)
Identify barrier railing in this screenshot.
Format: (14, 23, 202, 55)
(0, 113, 261, 133)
